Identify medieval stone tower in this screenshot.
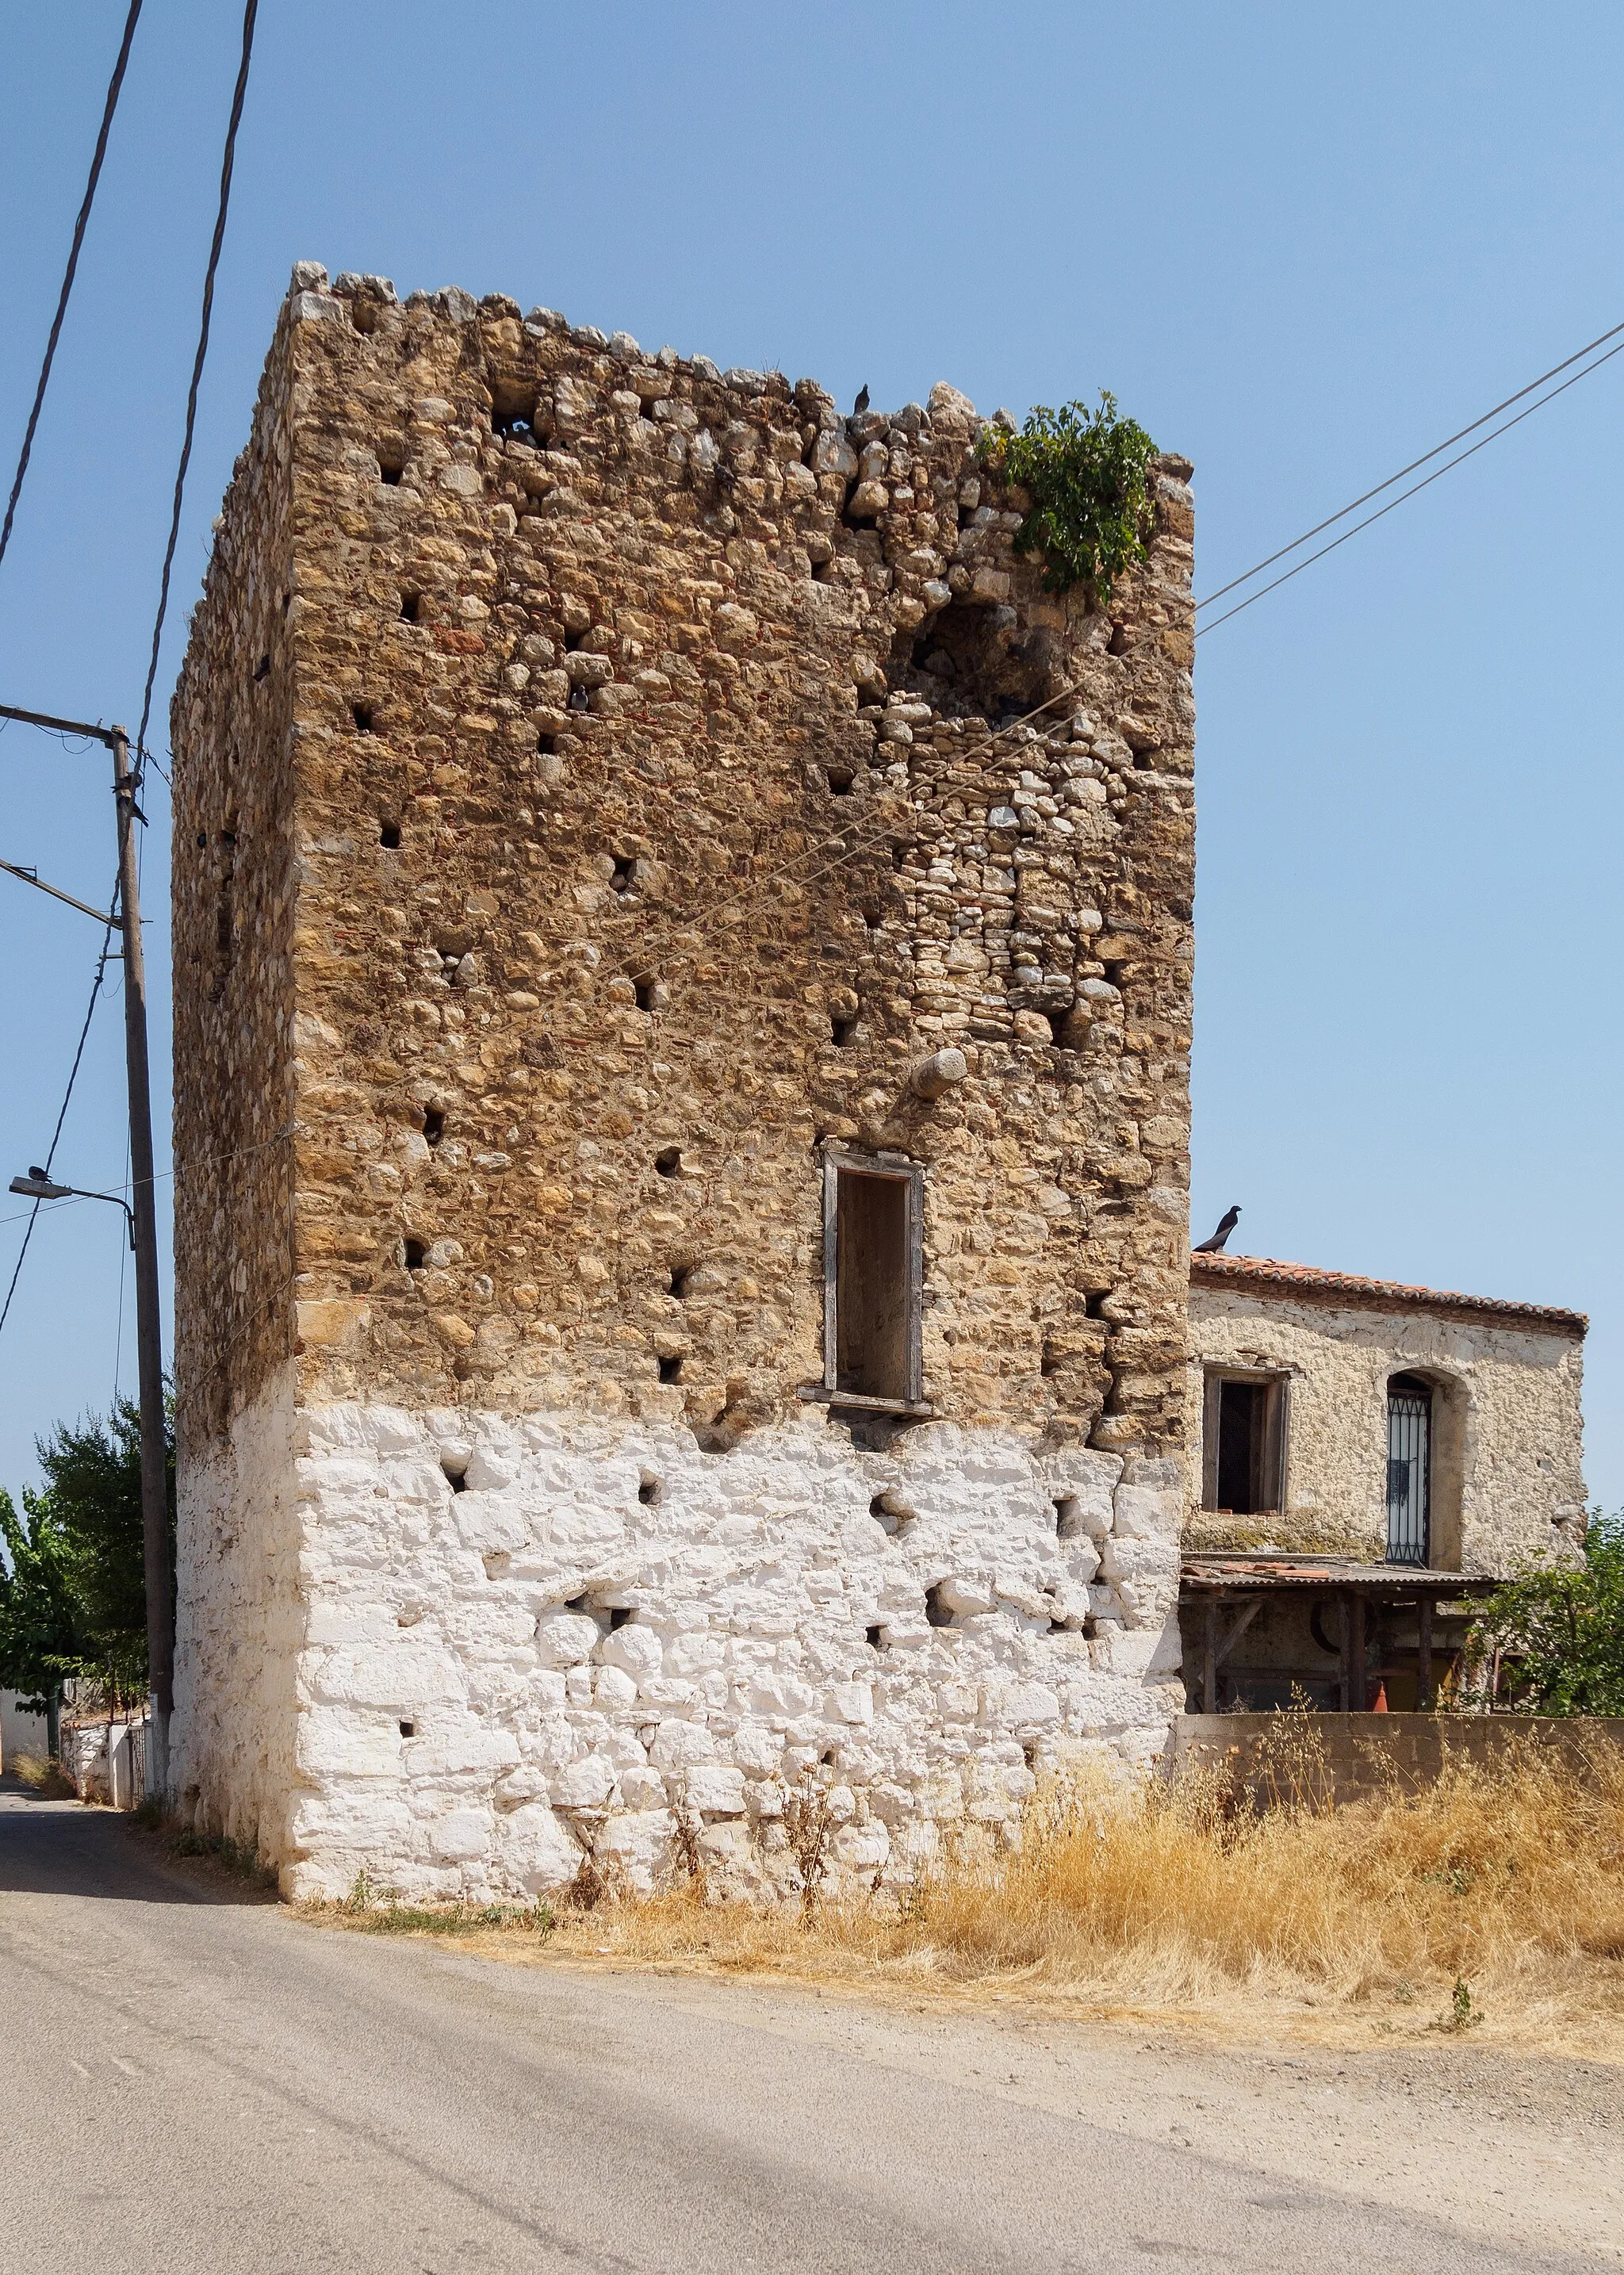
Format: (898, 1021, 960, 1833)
(169, 265, 1197, 1898)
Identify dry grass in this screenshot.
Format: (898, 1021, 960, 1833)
(304, 1724, 1624, 2054)
(6, 1752, 79, 1800)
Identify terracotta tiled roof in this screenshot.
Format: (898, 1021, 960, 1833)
(1189, 1251, 1587, 1335)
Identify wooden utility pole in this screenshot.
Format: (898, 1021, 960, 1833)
(0, 702, 171, 1791)
(111, 725, 172, 1785)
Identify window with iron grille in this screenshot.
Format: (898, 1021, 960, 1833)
(1386, 1373, 1431, 1566)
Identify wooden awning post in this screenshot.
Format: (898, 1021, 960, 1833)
(1337, 1594, 1350, 1712)
(1350, 1593, 1367, 1714)
(1203, 1597, 1217, 1715)
(1417, 1594, 1434, 1709)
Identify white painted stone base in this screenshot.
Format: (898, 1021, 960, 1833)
(170, 1368, 306, 1857)
(174, 1384, 1185, 1902)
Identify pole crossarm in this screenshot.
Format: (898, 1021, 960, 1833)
(0, 699, 124, 748)
(0, 856, 119, 926)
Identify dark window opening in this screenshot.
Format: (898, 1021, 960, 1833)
(827, 1159, 921, 1404)
(669, 1265, 692, 1298)
(377, 446, 405, 484)
(860, 902, 884, 931)
(351, 703, 376, 733)
(655, 1147, 681, 1178)
(1053, 1496, 1079, 1535)
(441, 1461, 467, 1493)
(1040, 1341, 1059, 1377)
(1202, 1373, 1287, 1515)
(826, 765, 855, 795)
(536, 731, 557, 760)
(489, 381, 542, 439)
(380, 822, 402, 849)
(564, 627, 585, 652)
(1103, 960, 1128, 989)
(831, 1013, 859, 1047)
(611, 856, 636, 893)
(1040, 1010, 1065, 1045)
(404, 1239, 427, 1270)
(607, 1605, 633, 1630)
(638, 1473, 662, 1506)
(633, 973, 656, 1012)
(866, 1624, 884, 1649)
(659, 1354, 684, 1384)
(400, 592, 421, 623)
(254, 653, 270, 683)
(422, 1106, 444, 1146)
(1085, 1289, 1111, 1319)
(399, 1721, 415, 1738)
(1387, 1373, 1432, 1567)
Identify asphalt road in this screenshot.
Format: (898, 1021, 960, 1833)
(0, 1780, 1611, 2275)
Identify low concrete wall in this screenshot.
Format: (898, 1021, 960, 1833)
(1171, 1712, 1624, 1804)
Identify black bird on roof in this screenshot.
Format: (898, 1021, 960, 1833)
(1193, 1205, 1240, 1254)
(852, 383, 870, 415)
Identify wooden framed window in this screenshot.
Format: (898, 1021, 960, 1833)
(822, 1147, 925, 1409)
(1201, 1369, 1289, 1515)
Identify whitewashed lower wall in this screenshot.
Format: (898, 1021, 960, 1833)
(170, 1367, 305, 1857)
(178, 1388, 1185, 1902)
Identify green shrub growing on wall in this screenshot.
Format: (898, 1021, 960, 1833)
(978, 393, 1158, 603)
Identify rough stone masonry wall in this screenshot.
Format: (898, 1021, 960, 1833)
(170, 265, 1197, 1898)
(168, 340, 304, 1853)
(1185, 1281, 1587, 1568)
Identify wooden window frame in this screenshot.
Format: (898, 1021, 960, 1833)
(1201, 1366, 1290, 1515)
(821, 1146, 926, 1412)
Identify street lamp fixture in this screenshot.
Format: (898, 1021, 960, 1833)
(10, 1168, 136, 1247)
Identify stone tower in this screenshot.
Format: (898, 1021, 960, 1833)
(169, 266, 1197, 1898)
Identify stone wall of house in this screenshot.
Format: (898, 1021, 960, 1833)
(1185, 1277, 1587, 1569)
(169, 265, 1198, 1897)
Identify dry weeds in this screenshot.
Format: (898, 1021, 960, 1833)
(303, 1722, 1624, 2055)
(6, 1752, 79, 1800)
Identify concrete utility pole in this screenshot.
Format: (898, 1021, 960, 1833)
(0, 701, 171, 1793)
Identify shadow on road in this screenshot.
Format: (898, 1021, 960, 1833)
(0, 1779, 271, 1905)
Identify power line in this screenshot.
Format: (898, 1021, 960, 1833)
(0, 894, 119, 1342)
(1196, 337, 1624, 638)
(1194, 315, 1624, 626)
(134, 0, 259, 784)
(0, 0, 144, 578)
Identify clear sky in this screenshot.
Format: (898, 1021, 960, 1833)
(0, 1, 1619, 1506)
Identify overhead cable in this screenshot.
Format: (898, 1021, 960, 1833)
(0, 0, 144, 578)
(1196, 337, 1624, 637)
(1195, 315, 1624, 629)
(0, 896, 119, 1342)
(134, 0, 259, 783)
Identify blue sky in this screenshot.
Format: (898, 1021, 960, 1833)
(0, 0, 1619, 1503)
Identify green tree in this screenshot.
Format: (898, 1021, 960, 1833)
(1470, 1513, 1624, 1715)
(0, 1395, 175, 1745)
(0, 1488, 81, 1755)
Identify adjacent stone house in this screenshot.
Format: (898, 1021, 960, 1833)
(1181, 1253, 1587, 1712)
(167, 266, 1197, 1900)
